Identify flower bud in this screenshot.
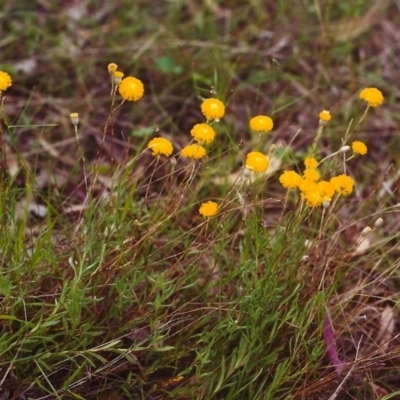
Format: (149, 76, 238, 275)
(374, 218, 383, 228)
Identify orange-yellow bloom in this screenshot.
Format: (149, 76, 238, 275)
(190, 123, 216, 144)
(119, 76, 144, 101)
(330, 174, 354, 196)
(359, 87, 384, 108)
(319, 110, 331, 122)
(299, 181, 323, 207)
(351, 141, 367, 155)
(318, 181, 335, 201)
(249, 115, 273, 133)
(303, 168, 320, 182)
(181, 144, 206, 160)
(279, 170, 302, 189)
(199, 201, 218, 217)
(147, 137, 174, 157)
(0, 71, 12, 92)
(304, 191, 324, 207)
(201, 98, 225, 120)
(304, 157, 319, 169)
(245, 151, 269, 173)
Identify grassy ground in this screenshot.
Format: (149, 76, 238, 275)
(1, 1, 400, 399)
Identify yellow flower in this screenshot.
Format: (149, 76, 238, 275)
(279, 170, 302, 189)
(303, 168, 320, 182)
(147, 137, 173, 157)
(181, 144, 206, 160)
(304, 190, 324, 207)
(199, 201, 218, 217)
(319, 110, 331, 122)
(201, 98, 225, 120)
(318, 180, 335, 201)
(245, 151, 269, 173)
(107, 63, 118, 73)
(304, 157, 318, 169)
(299, 179, 315, 193)
(299, 181, 323, 207)
(0, 71, 12, 92)
(249, 115, 273, 133)
(359, 87, 384, 107)
(351, 141, 367, 155)
(119, 76, 144, 101)
(190, 123, 216, 144)
(112, 71, 124, 85)
(330, 174, 354, 196)
(70, 113, 79, 127)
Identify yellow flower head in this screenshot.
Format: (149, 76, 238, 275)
(119, 76, 144, 101)
(201, 98, 225, 120)
(249, 115, 273, 133)
(0, 71, 12, 92)
(303, 168, 320, 182)
(351, 141, 367, 155)
(108, 63, 118, 74)
(330, 174, 354, 196)
(279, 170, 302, 189)
(299, 179, 315, 193)
(70, 112, 79, 127)
(304, 190, 324, 207)
(359, 87, 384, 108)
(319, 110, 331, 122)
(190, 123, 216, 144)
(147, 137, 173, 157)
(181, 144, 206, 160)
(199, 201, 218, 217)
(299, 181, 323, 207)
(318, 180, 335, 201)
(245, 151, 269, 173)
(304, 157, 318, 169)
(112, 71, 124, 85)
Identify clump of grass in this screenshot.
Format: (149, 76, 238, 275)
(0, 55, 399, 400)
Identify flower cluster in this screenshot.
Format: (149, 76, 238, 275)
(107, 63, 144, 101)
(103, 66, 374, 218)
(279, 158, 355, 207)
